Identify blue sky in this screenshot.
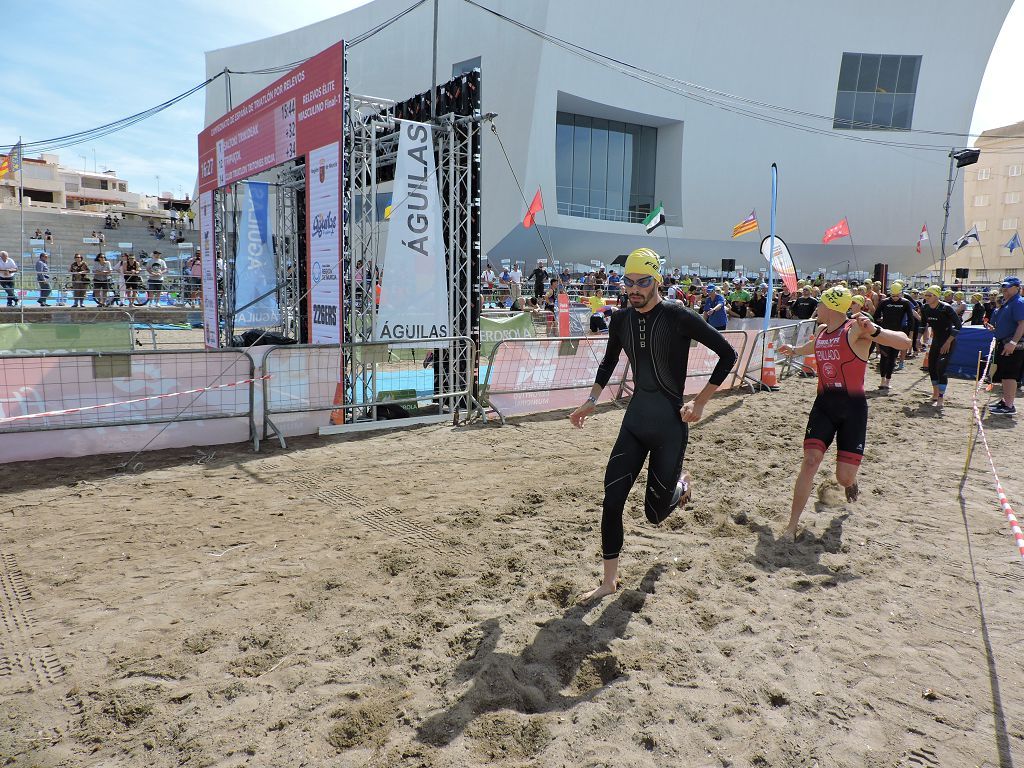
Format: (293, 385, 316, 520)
(1, 0, 1020, 200)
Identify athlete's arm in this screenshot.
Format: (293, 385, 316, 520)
(780, 323, 822, 357)
(677, 309, 738, 423)
(851, 312, 911, 351)
(571, 312, 624, 428)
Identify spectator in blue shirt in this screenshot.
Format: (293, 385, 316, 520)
(700, 284, 728, 330)
(987, 276, 1024, 416)
(35, 253, 51, 306)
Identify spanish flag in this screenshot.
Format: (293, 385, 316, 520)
(731, 210, 758, 238)
(0, 141, 22, 182)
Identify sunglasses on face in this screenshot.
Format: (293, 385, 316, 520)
(622, 276, 655, 288)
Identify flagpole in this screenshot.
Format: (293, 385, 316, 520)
(764, 165, 778, 381)
(925, 221, 935, 267)
(662, 214, 672, 267)
(844, 215, 858, 277)
(535, 187, 555, 272)
(18, 137, 24, 324)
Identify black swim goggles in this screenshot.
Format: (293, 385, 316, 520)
(622, 275, 655, 288)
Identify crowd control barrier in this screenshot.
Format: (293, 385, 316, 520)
(740, 321, 816, 388)
(261, 336, 475, 448)
(0, 348, 255, 434)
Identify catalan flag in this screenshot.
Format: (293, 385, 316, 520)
(731, 210, 758, 238)
(0, 141, 22, 182)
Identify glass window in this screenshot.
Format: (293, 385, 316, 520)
(555, 111, 658, 222)
(1005, 192, 1021, 205)
(451, 56, 480, 77)
(974, 195, 989, 207)
(977, 168, 991, 181)
(834, 53, 922, 130)
(1003, 218, 1019, 230)
(974, 220, 988, 231)
(1009, 165, 1023, 177)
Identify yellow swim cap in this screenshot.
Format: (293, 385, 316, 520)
(851, 294, 866, 305)
(821, 286, 854, 313)
(924, 284, 942, 299)
(624, 248, 663, 283)
(890, 281, 903, 295)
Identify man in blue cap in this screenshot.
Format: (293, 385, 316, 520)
(988, 276, 1024, 416)
(700, 283, 728, 330)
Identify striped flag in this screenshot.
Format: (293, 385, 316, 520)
(916, 224, 928, 254)
(0, 140, 22, 182)
(953, 225, 979, 252)
(731, 210, 758, 238)
(642, 201, 666, 234)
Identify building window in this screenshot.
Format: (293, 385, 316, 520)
(1002, 218, 1019, 230)
(977, 168, 991, 181)
(1010, 165, 1022, 177)
(1007, 269, 1019, 277)
(973, 220, 988, 231)
(976, 270, 989, 281)
(556, 111, 657, 222)
(833, 53, 921, 130)
(1005, 192, 1021, 205)
(973, 195, 989, 207)
(118, 183, 127, 192)
(452, 56, 480, 77)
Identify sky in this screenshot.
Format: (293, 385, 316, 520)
(1, 0, 1021, 200)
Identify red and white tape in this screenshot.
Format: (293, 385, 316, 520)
(0, 375, 271, 425)
(971, 341, 1024, 560)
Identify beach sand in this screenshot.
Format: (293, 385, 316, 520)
(1, 371, 1022, 767)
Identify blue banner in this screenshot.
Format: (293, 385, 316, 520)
(234, 181, 280, 328)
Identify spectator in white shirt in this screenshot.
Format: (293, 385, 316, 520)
(0, 250, 18, 306)
(508, 263, 523, 301)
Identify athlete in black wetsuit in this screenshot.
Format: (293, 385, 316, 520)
(570, 248, 737, 601)
(873, 283, 914, 390)
(920, 285, 962, 407)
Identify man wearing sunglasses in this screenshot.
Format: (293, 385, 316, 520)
(570, 248, 737, 601)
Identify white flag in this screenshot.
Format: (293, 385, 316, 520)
(376, 121, 450, 341)
(953, 225, 979, 252)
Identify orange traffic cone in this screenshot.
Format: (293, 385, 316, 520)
(802, 352, 817, 377)
(761, 342, 779, 390)
(329, 382, 346, 425)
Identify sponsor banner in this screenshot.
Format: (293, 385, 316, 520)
(199, 190, 219, 348)
(198, 42, 345, 195)
(759, 235, 798, 294)
(117, 242, 132, 249)
(480, 312, 535, 356)
(82, 237, 100, 244)
(0, 323, 132, 354)
(308, 142, 341, 345)
(233, 181, 281, 328)
(376, 120, 449, 342)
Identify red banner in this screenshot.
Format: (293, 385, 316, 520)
(198, 42, 345, 195)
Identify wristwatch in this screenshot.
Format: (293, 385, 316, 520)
(870, 326, 882, 338)
(585, 395, 598, 407)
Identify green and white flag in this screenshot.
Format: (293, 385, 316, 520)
(642, 202, 665, 234)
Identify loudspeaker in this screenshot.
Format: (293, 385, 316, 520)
(955, 267, 970, 279)
(721, 258, 736, 272)
(872, 262, 888, 285)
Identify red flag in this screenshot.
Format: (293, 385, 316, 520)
(916, 224, 929, 254)
(523, 188, 543, 228)
(822, 217, 850, 244)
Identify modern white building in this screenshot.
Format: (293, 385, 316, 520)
(203, 0, 1012, 276)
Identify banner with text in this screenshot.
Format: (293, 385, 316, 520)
(376, 120, 449, 341)
(199, 190, 219, 348)
(233, 181, 281, 328)
(480, 312, 535, 356)
(308, 142, 342, 345)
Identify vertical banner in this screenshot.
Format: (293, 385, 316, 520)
(307, 143, 342, 344)
(376, 120, 449, 340)
(199, 190, 219, 349)
(233, 181, 281, 328)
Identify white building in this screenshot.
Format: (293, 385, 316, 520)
(203, 0, 1012, 276)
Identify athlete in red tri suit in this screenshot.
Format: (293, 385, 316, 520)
(778, 286, 911, 539)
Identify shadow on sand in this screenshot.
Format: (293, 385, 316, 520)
(416, 563, 666, 746)
(746, 507, 857, 585)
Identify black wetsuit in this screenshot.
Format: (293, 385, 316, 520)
(873, 296, 913, 379)
(594, 301, 737, 560)
(920, 301, 962, 388)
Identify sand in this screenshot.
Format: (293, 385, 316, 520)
(1, 370, 1023, 767)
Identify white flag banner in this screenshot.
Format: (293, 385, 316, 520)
(376, 120, 449, 341)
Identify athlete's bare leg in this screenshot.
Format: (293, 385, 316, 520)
(837, 461, 859, 502)
(784, 448, 825, 538)
(577, 557, 618, 602)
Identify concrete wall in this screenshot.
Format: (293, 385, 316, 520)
(203, 0, 1011, 275)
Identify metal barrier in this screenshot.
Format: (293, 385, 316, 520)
(0, 348, 256, 440)
(740, 320, 817, 388)
(261, 336, 476, 448)
(8, 270, 200, 308)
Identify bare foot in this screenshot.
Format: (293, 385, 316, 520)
(845, 482, 859, 503)
(577, 581, 618, 603)
(779, 525, 799, 543)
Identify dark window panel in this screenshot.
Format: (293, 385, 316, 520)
(892, 93, 914, 130)
(555, 115, 574, 197)
(639, 126, 657, 197)
(857, 54, 881, 92)
(572, 115, 591, 194)
(896, 55, 921, 94)
(838, 52, 860, 91)
(833, 90, 855, 129)
(873, 93, 895, 128)
(606, 127, 625, 212)
(877, 55, 900, 93)
(591, 118, 609, 206)
(853, 92, 875, 128)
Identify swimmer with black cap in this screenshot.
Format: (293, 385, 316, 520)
(570, 248, 738, 600)
(778, 285, 911, 539)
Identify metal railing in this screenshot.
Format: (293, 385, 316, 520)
(1, 270, 203, 308)
(0, 348, 255, 439)
(740, 321, 817, 388)
(261, 336, 476, 448)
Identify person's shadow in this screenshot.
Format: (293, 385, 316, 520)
(416, 563, 666, 746)
(746, 509, 857, 583)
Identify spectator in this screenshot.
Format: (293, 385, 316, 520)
(35, 252, 51, 306)
(122, 254, 143, 304)
(97, 231, 105, 245)
(105, 214, 113, 229)
(0, 250, 18, 306)
(543, 278, 559, 313)
(528, 263, 548, 298)
(92, 254, 113, 306)
(188, 255, 203, 305)
(44, 228, 53, 244)
(170, 227, 179, 244)
(187, 208, 196, 230)
(701, 284, 728, 330)
(146, 250, 168, 305)
(33, 228, 43, 240)
(508, 263, 523, 301)
(968, 292, 985, 325)
(727, 282, 751, 319)
(481, 264, 496, 297)
(607, 270, 621, 294)
(791, 286, 818, 320)
(69, 253, 90, 308)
